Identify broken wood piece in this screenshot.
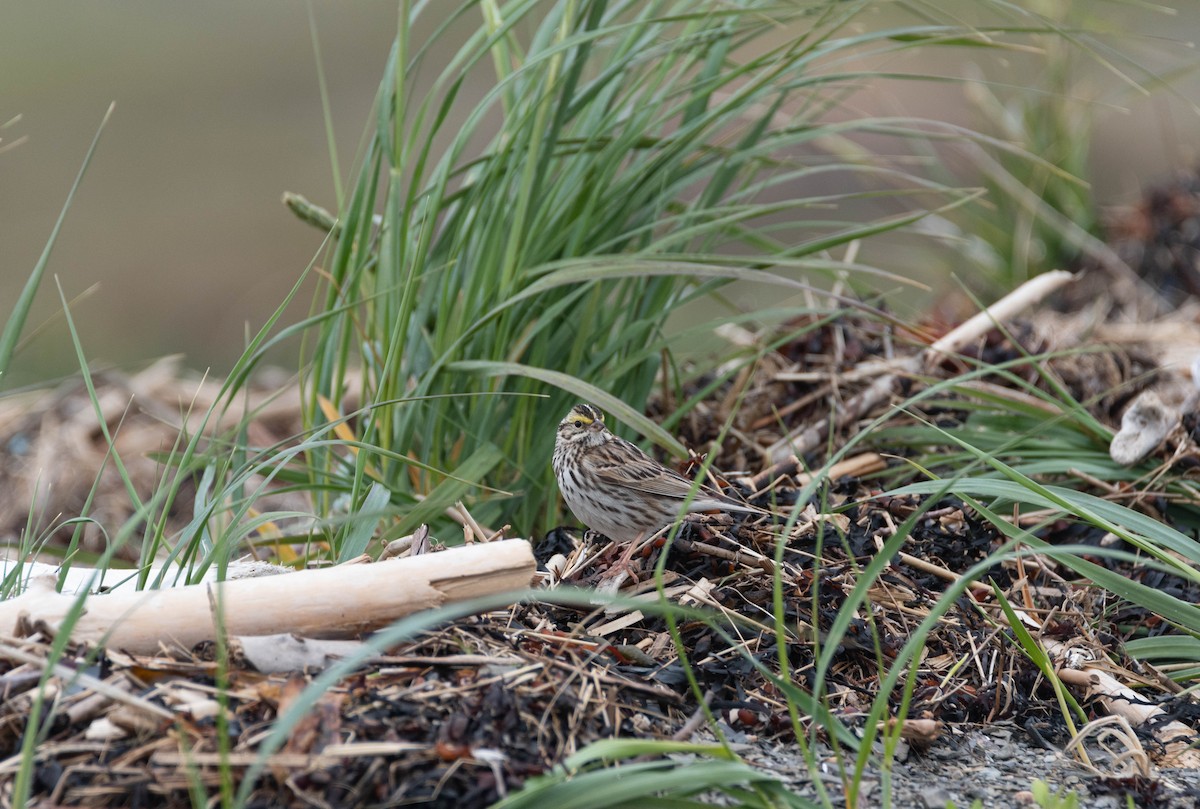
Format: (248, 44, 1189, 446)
(988, 601, 1200, 769)
(1109, 390, 1176, 465)
(793, 452, 888, 487)
(987, 605, 1200, 769)
(880, 717, 942, 748)
(894, 551, 993, 597)
(1057, 666, 1200, 768)
(1, 540, 536, 656)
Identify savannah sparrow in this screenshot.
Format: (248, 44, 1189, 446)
(552, 402, 760, 543)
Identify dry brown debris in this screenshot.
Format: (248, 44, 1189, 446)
(0, 357, 309, 558)
(3, 269, 1200, 806)
(3, 447, 1196, 807)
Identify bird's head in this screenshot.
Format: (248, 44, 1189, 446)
(556, 403, 610, 447)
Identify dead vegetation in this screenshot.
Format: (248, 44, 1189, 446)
(5, 179, 1200, 807)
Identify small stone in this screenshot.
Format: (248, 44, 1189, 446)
(920, 787, 953, 808)
(992, 742, 1017, 761)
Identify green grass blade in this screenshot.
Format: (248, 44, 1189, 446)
(0, 103, 114, 387)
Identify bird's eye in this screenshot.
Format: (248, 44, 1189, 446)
(574, 420, 584, 428)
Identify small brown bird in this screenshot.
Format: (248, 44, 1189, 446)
(552, 402, 760, 542)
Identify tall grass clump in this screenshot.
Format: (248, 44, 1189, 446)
(918, 1, 1192, 295)
(304, 0, 1007, 538)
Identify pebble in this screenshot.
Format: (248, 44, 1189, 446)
(920, 787, 953, 808)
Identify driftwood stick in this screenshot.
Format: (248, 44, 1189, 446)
(1, 540, 535, 656)
(924, 270, 1074, 364)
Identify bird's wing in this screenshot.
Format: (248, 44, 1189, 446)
(594, 456, 703, 499)
(591, 438, 753, 509)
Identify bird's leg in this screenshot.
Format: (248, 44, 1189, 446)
(610, 529, 649, 583)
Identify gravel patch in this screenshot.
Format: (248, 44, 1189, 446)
(702, 722, 1200, 808)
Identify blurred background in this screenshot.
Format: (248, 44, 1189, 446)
(2, 2, 398, 385)
(3, 2, 1199, 388)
